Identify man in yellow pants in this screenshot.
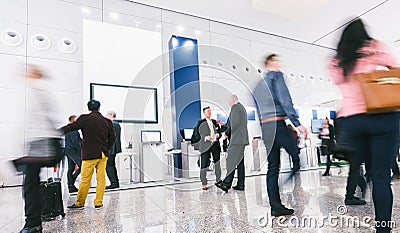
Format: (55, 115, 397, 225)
(61, 100, 116, 209)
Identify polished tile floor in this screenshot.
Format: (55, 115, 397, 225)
(1, 168, 400, 233)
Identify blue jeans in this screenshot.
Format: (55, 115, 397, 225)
(341, 113, 398, 233)
(262, 120, 300, 209)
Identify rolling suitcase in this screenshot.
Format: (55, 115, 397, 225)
(40, 166, 66, 221)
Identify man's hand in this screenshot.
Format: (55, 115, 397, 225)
(205, 136, 212, 141)
(215, 133, 220, 139)
(296, 125, 308, 139)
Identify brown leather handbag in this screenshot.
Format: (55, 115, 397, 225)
(351, 68, 400, 114)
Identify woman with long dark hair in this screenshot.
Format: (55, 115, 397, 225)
(329, 18, 399, 233)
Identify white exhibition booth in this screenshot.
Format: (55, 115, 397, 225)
(0, 1, 339, 187)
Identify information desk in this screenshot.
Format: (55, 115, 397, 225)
(139, 142, 165, 182)
(116, 150, 139, 184)
(181, 141, 200, 178)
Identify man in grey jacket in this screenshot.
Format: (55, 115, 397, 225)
(216, 95, 249, 192)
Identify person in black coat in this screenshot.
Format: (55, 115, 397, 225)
(65, 115, 82, 193)
(105, 111, 122, 189)
(319, 117, 335, 176)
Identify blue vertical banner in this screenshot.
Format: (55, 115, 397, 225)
(169, 36, 201, 149)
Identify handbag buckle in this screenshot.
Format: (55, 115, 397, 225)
(374, 77, 400, 85)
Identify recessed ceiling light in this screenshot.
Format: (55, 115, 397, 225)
(31, 34, 51, 50)
(156, 24, 162, 28)
(58, 38, 77, 54)
(194, 30, 201, 36)
(1, 30, 23, 47)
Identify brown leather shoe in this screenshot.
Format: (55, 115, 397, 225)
(202, 185, 209, 190)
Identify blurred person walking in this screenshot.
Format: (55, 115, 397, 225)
(16, 65, 63, 233)
(253, 54, 308, 217)
(65, 115, 82, 193)
(328, 18, 399, 233)
(105, 111, 122, 189)
(61, 100, 115, 210)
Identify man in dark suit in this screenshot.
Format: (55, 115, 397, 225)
(194, 106, 222, 190)
(62, 100, 116, 210)
(106, 111, 122, 189)
(216, 95, 249, 192)
(65, 115, 82, 193)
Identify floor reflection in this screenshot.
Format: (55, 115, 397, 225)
(0, 168, 399, 232)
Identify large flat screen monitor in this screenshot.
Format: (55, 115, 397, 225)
(311, 119, 324, 134)
(90, 83, 158, 123)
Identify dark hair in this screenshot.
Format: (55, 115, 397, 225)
(68, 115, 77, 122)
(264, 54, 278, 66)
(202, 106, 210, 112)
(335, 18, 372, 78)
(87, 100, 101, 111)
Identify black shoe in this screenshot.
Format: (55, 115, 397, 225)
(271, 206, 295, 217)
(215, 180, 222, 185)
(94, 205, 103, 210)
(106, 184, 119, 190)
(69, 186, 78, 193)
(345, 197, 366, 205)
(67, 204, 84, 210)
(232, 186, 245, 191)
(20, 225, 42, 233)
(215, 182, 228, 193)
(322, 172, 330, 176)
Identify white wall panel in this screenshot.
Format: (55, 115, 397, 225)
(103, 10, 162, 33)
(28, 0, 102, 33)
(0, 54, 26, 90)
(161, 10, 209, 32)
(27, 25, 83, 62)
(27, 57, 83, 94)
(210, 21, 250, 40)
(283, 38, 315, 53)
(104, 0, 162, 21)
(250, 30, 284, 47)
(210, 33, 250, 59)
(0, 122, 25, 158)
(0, 21, 27, 56)
(63, 0, 103, 8)
(0, 88, 26, 124)
(0, 0, 27, 24)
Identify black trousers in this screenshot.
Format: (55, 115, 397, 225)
(106, 153, 119, 185)
(66, 152, 81, 189)
(262, 121, 300, 210)
(222, 144, 246, 188)
(322, 139, 333, 174)
(340, 113, 398, 233)
(200, 143, 221, 185)
(23, 164, 41, 228)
